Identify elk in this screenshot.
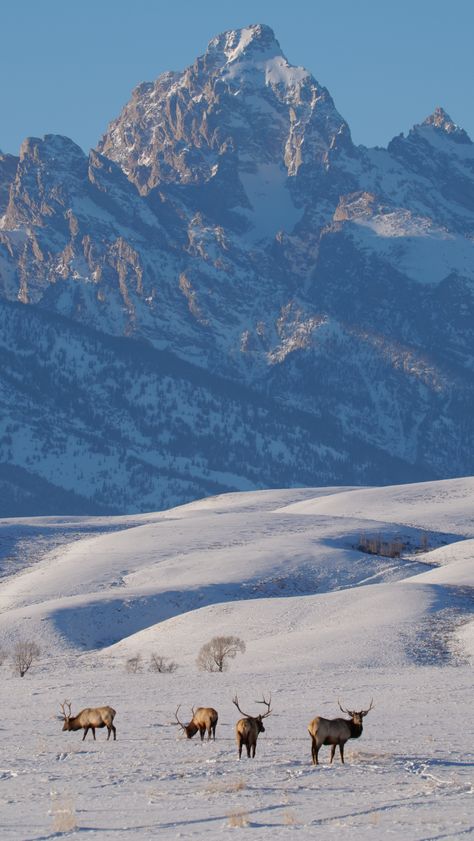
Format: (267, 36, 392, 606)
(60, 700, 117, 741)
(174, 705, 218, 741)
(308, 699, 374, 765)
(232, 694, 272, 759)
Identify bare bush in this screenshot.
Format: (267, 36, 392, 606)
(0, 646, 6, 666)
(149, 653, 179, 673)
(125, 654, 143, 674)
(418, 532, 431, 552)
(196, 635, 246, 673)
(12, 640, 41, 677)
(357, 534, 406, 558)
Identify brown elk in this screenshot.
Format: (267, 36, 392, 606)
(174, 705, 218, 741)
(308, 699, 374, 765)
(232, 694, 272, 759)
(60, 700, 117, 741)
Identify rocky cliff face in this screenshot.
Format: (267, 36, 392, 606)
(0, 24, 473, 513)
(99, 25, 351, 194)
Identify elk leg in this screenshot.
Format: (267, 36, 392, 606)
(112, 724, 116, 740)
(212, 723, 216, 741)
(200, 727, 205, 742)
(246, 743, 251, 758)
(82, 727, 89, 741)
(107, 727, 111, 740)
(330, 744, 336, 763)
(251, 744, 256, 758)
(311, 739, 319, 765)
(92, 727, 96, 741)
(339, 744, 345, 764)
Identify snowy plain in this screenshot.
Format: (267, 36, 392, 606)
(0, 478, 473, 839)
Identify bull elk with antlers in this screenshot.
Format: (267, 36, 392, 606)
(174, 705, 218, 740)
(232, 694, 272, 759)
(60, 701, 117, 741)
(308, 699, 374, 765)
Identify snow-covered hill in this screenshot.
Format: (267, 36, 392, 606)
(0, 478, 472, 837)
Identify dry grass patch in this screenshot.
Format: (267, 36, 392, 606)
(206, 777, 247, 794)
(227, 809, 250, 827)
(282, 808, 299, 825)
(50, 795, 77, 832)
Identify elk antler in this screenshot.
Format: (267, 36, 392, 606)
(232, 695, 251, 718)
(255, 694, 272, 718)
(338, 699, 354, 717)
(174, 705, 186, 730)
(60, 700, 72, 719)
(361, 699, 374, 717)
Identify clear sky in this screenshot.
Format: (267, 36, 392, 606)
(2, 0, 473, 156)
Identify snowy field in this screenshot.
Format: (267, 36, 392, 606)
(0, 478, 473, 839)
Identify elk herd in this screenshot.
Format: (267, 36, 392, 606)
(59, 696, 374, 764)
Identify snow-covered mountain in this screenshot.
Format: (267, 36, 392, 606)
(0, 24, 473, 513)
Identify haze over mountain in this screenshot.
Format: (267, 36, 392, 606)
(0, 24, 473, 515)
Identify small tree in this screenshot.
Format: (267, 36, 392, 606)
(125, 654, 143, 674)
(12, 640, 41, 677)
(149, 653, 179, 673)
(196, 635, 246, 673)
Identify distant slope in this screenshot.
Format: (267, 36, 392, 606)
(0, 478, 472, 664)
(0, 299, 425, 515)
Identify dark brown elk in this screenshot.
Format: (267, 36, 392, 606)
(308, 699, 374, 765)
(232, 694, 272, 759)
(174, 705, 218, 741)
(60, 700, 117, 741)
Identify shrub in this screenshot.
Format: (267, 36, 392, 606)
(12, 640, 41, 677)
(125, 654, 143, 673)
(196, 635, 246, 673)
(357, 534, 406, 558)
(149, 653, 179, 673)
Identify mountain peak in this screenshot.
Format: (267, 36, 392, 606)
(19, 134, 87, 166)
(421, 106, 471, 144)
(423, 106, 455, 131)
(206, 23, 282, 65)
(200, 23, 311, 102)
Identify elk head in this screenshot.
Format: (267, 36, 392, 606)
(232, 694, 272, 731)
(174, 704, 198, 738)
(338, 698, 374, 727)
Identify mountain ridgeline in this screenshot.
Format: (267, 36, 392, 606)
(0, 24, 473, 514)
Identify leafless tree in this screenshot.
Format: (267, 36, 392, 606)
(12, 640, 41, 677)
(149, 653, 179, 673)
(125, 654, 143, 674)
(196, 635, 246, 673)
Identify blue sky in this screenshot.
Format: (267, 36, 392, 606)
(2, 0, 472, 155)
